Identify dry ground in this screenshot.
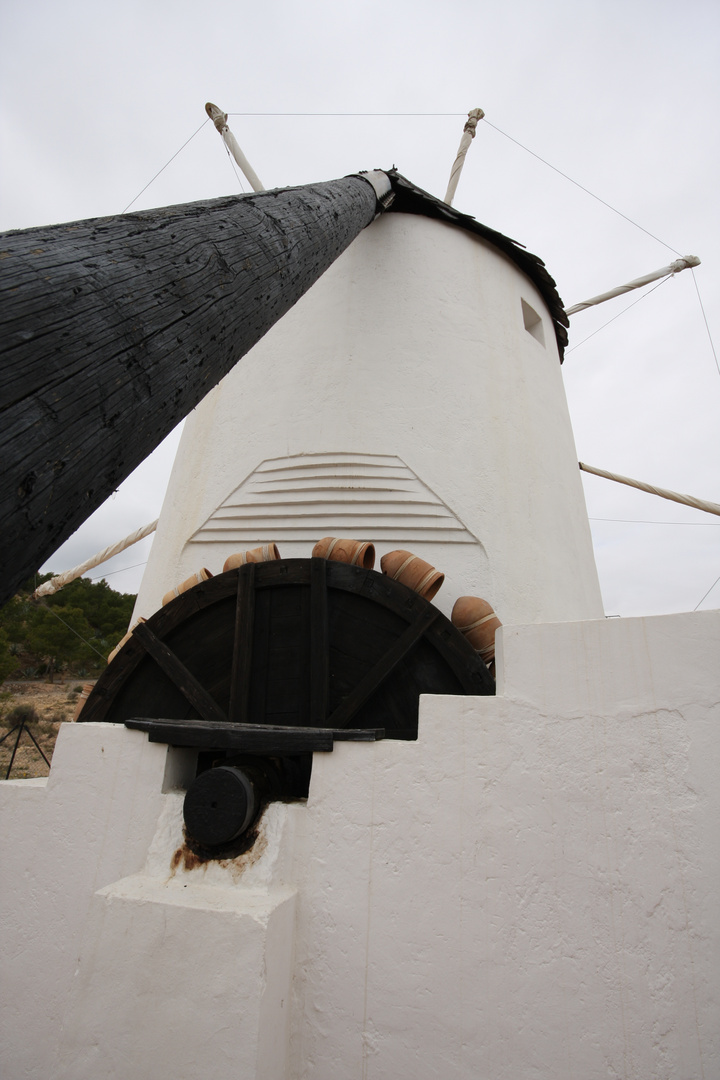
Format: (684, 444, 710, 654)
(0, 680, 94, 779)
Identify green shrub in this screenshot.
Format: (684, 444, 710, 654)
(5, 703, 40, 726)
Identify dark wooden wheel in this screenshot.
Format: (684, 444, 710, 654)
(80, 559, 494, 739)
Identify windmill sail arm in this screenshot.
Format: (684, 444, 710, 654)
(0, 173, 389, 606)
(565, 256, 700, 315)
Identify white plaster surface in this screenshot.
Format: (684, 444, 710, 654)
(0, 723, 168, 1075)
(134, 213, 603, 627)
(0, 727, 298, 1080)
(1, 609, 718, 1079)
(54, 873, 296, 1080)
(285, 610, 719, 1080)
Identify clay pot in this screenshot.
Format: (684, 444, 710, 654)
(162, 568, 213, 607)
(312, 537, 375, 569)
(223, 543, 281, 572)
(451, 596, 502, 663)
(380, 549, 444, 601)
(72, 683, 96, 722)
(107, 617, 147, 664)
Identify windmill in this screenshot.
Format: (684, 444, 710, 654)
(0, 111, 717, 1080)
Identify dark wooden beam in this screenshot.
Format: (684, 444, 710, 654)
(229, 564, 255, 724)
(309, 557, 329, 725)
(0, 175, 382, 604)
(123, 717, 385, 753)
(132, 621, 227, 724)
(327, 605, 440, 729)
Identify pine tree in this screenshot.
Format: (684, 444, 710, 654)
(0, 575, 136, 683)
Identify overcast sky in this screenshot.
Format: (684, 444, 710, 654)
(1, 0, 718, 618)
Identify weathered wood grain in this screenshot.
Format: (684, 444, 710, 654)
(0, 177, 379, 604)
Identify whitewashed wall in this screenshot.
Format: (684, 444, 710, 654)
(2, 609, 717, 1079)
(134, 213, 603, 627)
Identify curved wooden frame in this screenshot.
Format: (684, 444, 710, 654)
(80, 559, 494, 737)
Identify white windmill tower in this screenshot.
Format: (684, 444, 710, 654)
(134, 110, 603, 629)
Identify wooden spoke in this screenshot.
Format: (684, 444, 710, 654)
(327, 606, 440, 730)
(133, 622, 227, 724)
(310, 557, 329, 725)
(229, 564, 255, 724)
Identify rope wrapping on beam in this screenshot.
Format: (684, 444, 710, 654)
(205, 102, 265, 192)
(444, 108, 484, 207)
(566, 256, 700, 316)
(32, 520, 158, 598)
(579, 463, 720, 518)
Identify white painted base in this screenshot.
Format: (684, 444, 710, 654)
(57, 869, 295, 1080)
(1, 610, 718, 1079)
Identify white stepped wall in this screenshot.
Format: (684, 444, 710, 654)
(135, 212, 602, 626)
(2, 609, 717, 1079)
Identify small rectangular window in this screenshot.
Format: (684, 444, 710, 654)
(521, 299, 545, 346)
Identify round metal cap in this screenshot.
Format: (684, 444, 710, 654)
(183, 766, 257, 847)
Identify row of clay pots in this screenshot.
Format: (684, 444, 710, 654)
(224, 543, 281, 571)
(158, 545, 283, 611)
(159, 539, 445, 605)
(312, 539, 445, 602)
(111, 537, 499, 676)
(313, 540, 445, 601)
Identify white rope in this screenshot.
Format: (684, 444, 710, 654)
(205, 102, 264, 192)
(415, 567, 439, 595)
(393, 554, 417, 580)
(579, 463, 720, 518)
(32, 520, 158, 598)
(565, 257, 700, 316)
(456, 611, 497, 633)
(444, 107, 484, 206)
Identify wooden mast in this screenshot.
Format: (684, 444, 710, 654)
(0, 173, 391, 605)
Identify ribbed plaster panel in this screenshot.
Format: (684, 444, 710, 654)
(1, 610, 716, 1079)
(134, 213, 602, 626)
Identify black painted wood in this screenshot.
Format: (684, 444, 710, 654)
(331, 728, 384, 742)
(327, 606, 440, 729)
(310, 557, 329, 725)
(124, 717, 384, 752)
(81, 560, 495, 740)
(132, 621, 227, 724)
(184, 766, 257, 846)
(0, 177, 379, 605)
(229, 563, 255, 724)
(126, 717, 333, 753)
